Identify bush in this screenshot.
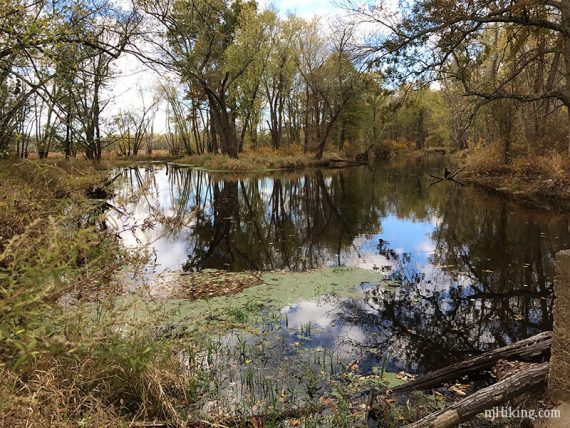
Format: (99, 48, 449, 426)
(511, 153, 569, 182)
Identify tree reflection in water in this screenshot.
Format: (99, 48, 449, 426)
(111, 158, 570, 372)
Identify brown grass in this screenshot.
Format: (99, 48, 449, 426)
(460, 142, 570, 209)
(0, 159, 111, 248)
(175, 149, 346, 172)
(463, 142, 570, 182)
(0, 157, 225, 427)
(25, 148, 175, 161)
(0, 343, 196, 427)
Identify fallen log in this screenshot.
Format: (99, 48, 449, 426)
(403, 362, 549, 428)
(327, 158, 367, 166)
(392, 331, 551, 393)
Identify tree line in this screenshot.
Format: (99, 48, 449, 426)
(1, 0, 569, 163)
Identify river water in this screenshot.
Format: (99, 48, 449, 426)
(110, 157, 570, 375)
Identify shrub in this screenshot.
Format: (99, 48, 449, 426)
(512, 153, 569, 182)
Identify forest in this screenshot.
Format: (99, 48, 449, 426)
(2, 0, 569, 166)
(1, 1, 569, 427)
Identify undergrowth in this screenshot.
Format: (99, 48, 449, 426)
(0, 161, 204, 426)
(463, 142, 570, 183)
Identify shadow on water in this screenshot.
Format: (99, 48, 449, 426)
(110, 157, 570, 374)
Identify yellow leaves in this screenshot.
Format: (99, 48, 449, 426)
(395, 371, 415, 381)
(433, 390, 445, 400)
(447, 383, 469, 396)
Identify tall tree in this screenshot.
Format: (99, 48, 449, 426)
(346, 0, 570, 155)
(139, 0, 266, 158)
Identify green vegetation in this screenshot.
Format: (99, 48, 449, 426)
(3, 0, 568, 196)
(141, 267, 388, 331)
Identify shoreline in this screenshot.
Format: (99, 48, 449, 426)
(168, 151, 367, 172)
(463, 174, 570, 212)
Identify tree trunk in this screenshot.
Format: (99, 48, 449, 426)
(338, 121, 346, 151)
(64, 110, 72, 159)
(563, 5, 570, 157)
(315, 118, 336, 160)
(392, 331, 551, 394)
(404, 363, 549, 428)
(209, 110, 217, 154)
(304, 84, 310, 153)
(206, 92, 239, 158)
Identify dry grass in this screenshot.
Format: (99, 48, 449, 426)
(460, 142, 570, 209)
(176, 148, 346, 172)
(0, 341, 196, 427)
(25, 148, 175, 161)
(0, 159, 111, 249)
(0, 162, 206, 426)
(463, 142, 570, 182)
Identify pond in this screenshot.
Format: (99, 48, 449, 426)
(109, 157, 570, 378)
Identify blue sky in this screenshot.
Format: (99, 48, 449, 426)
(264, 0, 340, 18)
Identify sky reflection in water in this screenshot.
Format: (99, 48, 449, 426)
(110, 159, 570, 373)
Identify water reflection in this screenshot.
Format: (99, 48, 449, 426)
(110, 159, 570, 372)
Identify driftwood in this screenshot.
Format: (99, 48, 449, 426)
(392, 331, 551, 393)
(403, 362, 549, 428)
(355, 144, 375, 163)
(429, 167, 465, 186)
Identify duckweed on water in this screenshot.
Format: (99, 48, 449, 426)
(135, 267, 389, 331)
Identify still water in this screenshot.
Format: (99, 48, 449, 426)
(110, 157, 570, 374)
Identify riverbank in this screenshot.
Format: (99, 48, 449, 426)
(0, 155, 565, 426)
(464, 175, 570, 211)
(173, 149, 359, 172)
(455, 150, 570, 211)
